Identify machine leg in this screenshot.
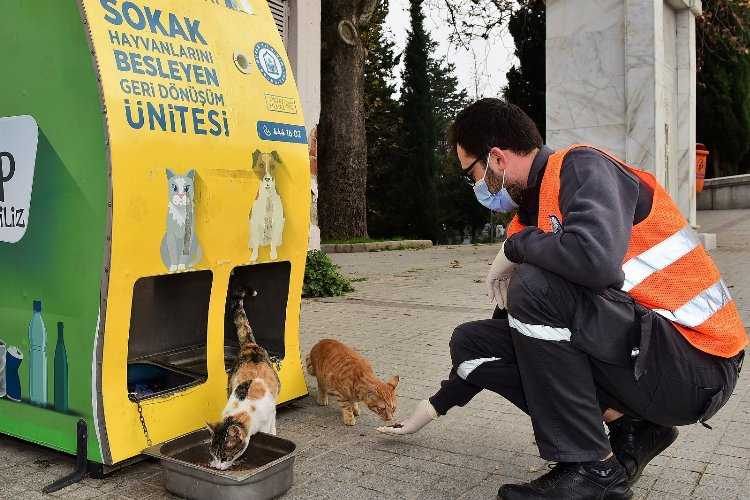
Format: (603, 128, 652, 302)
(42, 419, 88, 494)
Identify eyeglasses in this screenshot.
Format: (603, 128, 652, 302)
(461, 154, 487, 186)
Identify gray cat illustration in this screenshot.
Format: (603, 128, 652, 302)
(160, 169, 202, 272)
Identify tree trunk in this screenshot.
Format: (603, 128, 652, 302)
(318, 0, 376, 240)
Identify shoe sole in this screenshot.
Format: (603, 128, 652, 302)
(497, 487, 634, 499)
(629, 427, 679, 486)
(605, 489, 634, 500)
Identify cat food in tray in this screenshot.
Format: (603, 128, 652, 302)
(144, 429, 295, 500)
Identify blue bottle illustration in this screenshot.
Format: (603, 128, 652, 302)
(5, 346, 23, 402)
(28, 300, 48, 406)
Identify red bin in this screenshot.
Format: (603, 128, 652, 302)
(696, 143, 709, 193)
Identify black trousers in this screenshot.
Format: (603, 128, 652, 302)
(429, 263, 744, 462)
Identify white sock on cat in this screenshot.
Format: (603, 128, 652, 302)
(376, 399, 437, 435)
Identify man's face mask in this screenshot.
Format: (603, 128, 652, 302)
(472, 152, 519, 213)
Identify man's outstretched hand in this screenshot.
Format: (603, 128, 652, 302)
(376, 400, 438, 435)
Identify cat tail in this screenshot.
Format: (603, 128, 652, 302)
(305, 352, 315, 376)
(231, 287, 257, 345)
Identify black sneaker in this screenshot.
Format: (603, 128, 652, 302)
(497, 457, 633, 499)
(608, 416, 678, 486)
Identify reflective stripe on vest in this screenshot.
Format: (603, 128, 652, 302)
(621, 225, 701, 292)
(653, 279, 733, 328)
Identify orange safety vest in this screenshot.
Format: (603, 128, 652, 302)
(507, 145, 748, 358)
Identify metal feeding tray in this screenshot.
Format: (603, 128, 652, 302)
(144, 429, 296, 500)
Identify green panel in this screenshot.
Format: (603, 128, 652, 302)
(0, 1, 108, 461)
(0, 399, 85, 454)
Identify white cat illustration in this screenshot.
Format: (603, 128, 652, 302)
(249, 150, 285, 262)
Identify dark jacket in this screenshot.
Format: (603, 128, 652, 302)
(504, 146, 653, 290)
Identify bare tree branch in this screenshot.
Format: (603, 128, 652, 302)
(426, 0, 517, 49)
(697, 0, 750, 74)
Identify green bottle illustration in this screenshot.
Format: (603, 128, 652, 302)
(54, 322, 68, 413)
(28, 300, 48, 406)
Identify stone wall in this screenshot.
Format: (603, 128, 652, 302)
(285, 0, 321, 249)
(546, 0, 702, 225)
(286, 0, 321, 132)
(546, 0, 628, 157)
(697, 175, 750, 210)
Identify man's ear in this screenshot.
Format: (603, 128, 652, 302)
(488, 146, 508, 170)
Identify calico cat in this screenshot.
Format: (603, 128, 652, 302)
(207, 287, 280, 470)
(306, 339, 399, 426)
(160, 169, 202, 272)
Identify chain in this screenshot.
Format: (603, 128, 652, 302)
(129, 393, 153, 447)
(269, 356, 282, 371)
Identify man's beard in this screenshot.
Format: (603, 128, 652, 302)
(485, 168, 526, 207)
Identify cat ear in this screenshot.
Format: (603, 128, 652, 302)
(166, 168, 175, 179)
(270, 151, 281, 164)
(186, 169, 196, 180)
(387, 375, 399, 389)
(252, 149, 262, 168)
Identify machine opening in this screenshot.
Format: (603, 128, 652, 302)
(224, 262, 291, 372)
(127, 271, 213, 400)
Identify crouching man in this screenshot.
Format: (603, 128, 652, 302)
(379, 99, 746, 500)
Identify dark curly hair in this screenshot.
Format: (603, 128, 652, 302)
(447, 98, 542, 159)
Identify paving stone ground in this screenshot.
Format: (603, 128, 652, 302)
(2, 210, 750, 499)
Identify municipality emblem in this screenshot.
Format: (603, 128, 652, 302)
(254, 42, 286, 86)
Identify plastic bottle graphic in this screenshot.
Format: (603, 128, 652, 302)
(28, 300, 48, 406)
(0, 340, 6, 398)
(54, 322, 68, 412)
(5, 346, 23, 402)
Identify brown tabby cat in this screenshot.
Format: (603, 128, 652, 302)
(306, 339, 399, 426)
(206, 287, 281, 470)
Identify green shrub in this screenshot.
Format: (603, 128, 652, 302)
(302, 250, 354, 298)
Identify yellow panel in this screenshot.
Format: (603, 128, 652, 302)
(79, 0, 310, 464)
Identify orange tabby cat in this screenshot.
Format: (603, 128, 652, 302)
(306, 339, 399, 426)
